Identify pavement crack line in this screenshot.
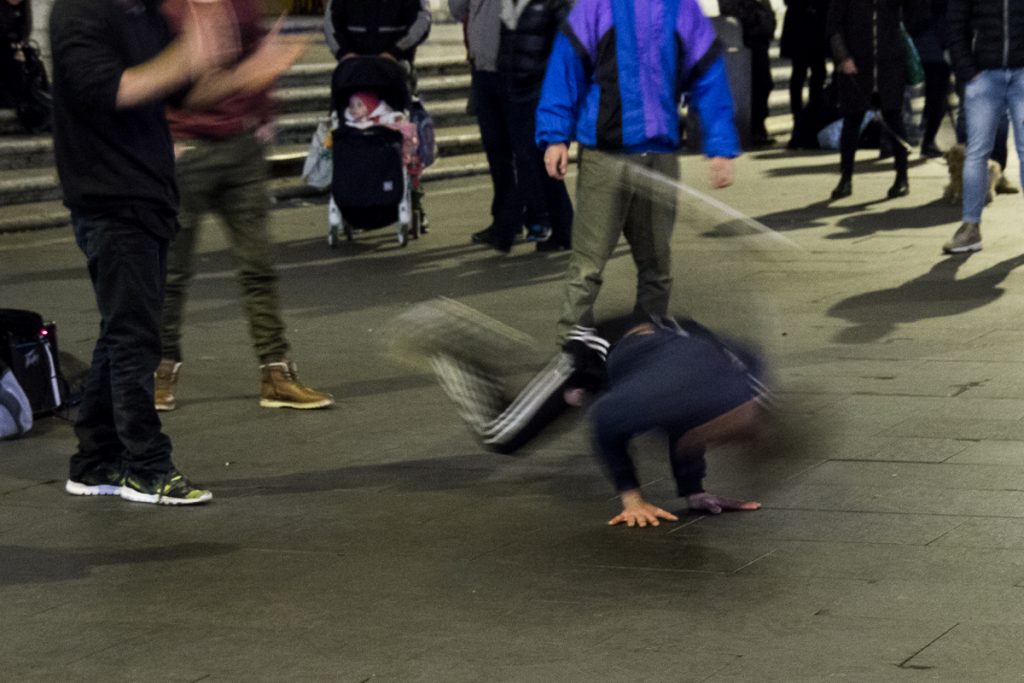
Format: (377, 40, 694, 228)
(925, 519, 970, 547)
(729, 549, 777, 574)
(898, 622, 960, 669)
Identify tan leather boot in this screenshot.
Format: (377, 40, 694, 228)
(154, 359, 181, 411)
(259, 361, 334, 409)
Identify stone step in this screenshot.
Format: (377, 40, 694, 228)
(0, 199, 69, 233)
(0, 135, 53, 170)
(0, 151, 501, 234)
(0, 126, 485, 209)
(0, 97, 477, 172)
(0, 110, 19, 135)
(274, 98, 475, 145)
(278, 54, 470, 90)
(0, 71, 476, 169)
(274, 71, 473, 114)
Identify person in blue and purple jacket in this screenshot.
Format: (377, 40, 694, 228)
(535, 0, 741, 355)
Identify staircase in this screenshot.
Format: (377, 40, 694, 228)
(0, 19, 813, 235)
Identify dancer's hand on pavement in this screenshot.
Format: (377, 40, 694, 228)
(544, 143, 569, 180)
(840, 58, 857, 75)
(709, 157, 734, 188)
(687, 492, 761, 515)
(608, 490, 680, 528)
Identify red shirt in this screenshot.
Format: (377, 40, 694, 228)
(162, 0, 275, 140)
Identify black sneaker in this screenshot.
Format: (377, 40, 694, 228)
(120, 468, 212, 506)
(65, 466, 124, 497)
(920, 141, 943, 158)
(526, 223, 553, 242)
(470, 226, 495, 244)
(536, 239, 571, 252)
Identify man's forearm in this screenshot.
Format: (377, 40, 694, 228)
(116, 40, 191, 109)
(182, 67, 239, 110)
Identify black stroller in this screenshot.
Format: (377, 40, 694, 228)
(328, 56, 422, 248)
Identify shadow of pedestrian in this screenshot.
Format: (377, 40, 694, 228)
(828, 253, 1024, 343)
(702, 197, 883, 236)
(0, 542, 238, 585)
(826, 198, 958, 239)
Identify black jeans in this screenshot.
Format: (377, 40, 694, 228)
(472, 70, 521, 247)
(839, 108, 908, 177)
(920, 61, 951, 146)
(70, 210, 174, 480)
(472, 70, 574, 248)
(749, 42, 773, 138)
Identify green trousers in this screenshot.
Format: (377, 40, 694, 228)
(160, 132, 289, 364)
(556, 147, 680, 342)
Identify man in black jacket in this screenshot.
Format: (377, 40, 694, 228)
(51, 0, 303, 505)
(941, 0, 1024, 254)
(324, 0, 431, 62)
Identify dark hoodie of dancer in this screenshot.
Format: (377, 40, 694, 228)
(428, 312, 769, 528)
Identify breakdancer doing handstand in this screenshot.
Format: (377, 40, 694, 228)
(389, 300, 769, 528)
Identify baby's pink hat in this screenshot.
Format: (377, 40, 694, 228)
(352, 91, 380, 113)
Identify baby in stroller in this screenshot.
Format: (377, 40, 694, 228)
(345, 91, 420, 170)
(327, 57, 425, 248)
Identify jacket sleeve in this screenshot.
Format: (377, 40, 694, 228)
(590, 394, 642, 493)
(944, 0, 975, 82)
(395, 0, 433, 54)
(50, 3, 124, 113)
(448, 0, 470, 23)
(535, 32, 587, 146)
(688, 56, 741, 158)
(327, 0, 352, 58)
(323, 0, 340, 57)
(825, 0, 851, 63)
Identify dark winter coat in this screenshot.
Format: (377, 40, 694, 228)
(946, 0, 1024, 83)
(780, 0, 829, 61)
(719, 0, 777, 49)
(826, 0, 918, 112)
(908, 0, 947, 64)
(326, 0, 431, 62)
(0, 0, 31, 44)
(496, 0, 572, 101)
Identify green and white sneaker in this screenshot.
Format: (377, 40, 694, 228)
(65, 467, 124, 497)
(120, 468, 212, 506)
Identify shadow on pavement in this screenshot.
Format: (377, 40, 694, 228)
(828, 253, 1024, 343)
(829, 198, 959, 239)
(0, 542, 238, 585)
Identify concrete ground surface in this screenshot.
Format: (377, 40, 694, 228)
(3, 128, 1024, 681)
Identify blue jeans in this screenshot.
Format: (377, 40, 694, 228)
(70, 209, 174, 480)
(962, 69, 1024, 223)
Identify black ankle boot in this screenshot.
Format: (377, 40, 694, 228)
(887, 174, 909, 198)
(831, 175, 852, 200)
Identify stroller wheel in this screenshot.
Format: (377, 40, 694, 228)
(328, 223, 339, 249)
(411, 212, 420, 241)
(397, 221, 410, 248)
(344, 221, 354, 242)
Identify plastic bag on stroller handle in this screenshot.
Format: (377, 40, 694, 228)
(302, 116, 334, 190)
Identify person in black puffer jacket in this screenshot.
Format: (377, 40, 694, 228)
(451, 0, 574, 253)
(496, 0, 574, 251)
(940, 0, 1024, 254)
